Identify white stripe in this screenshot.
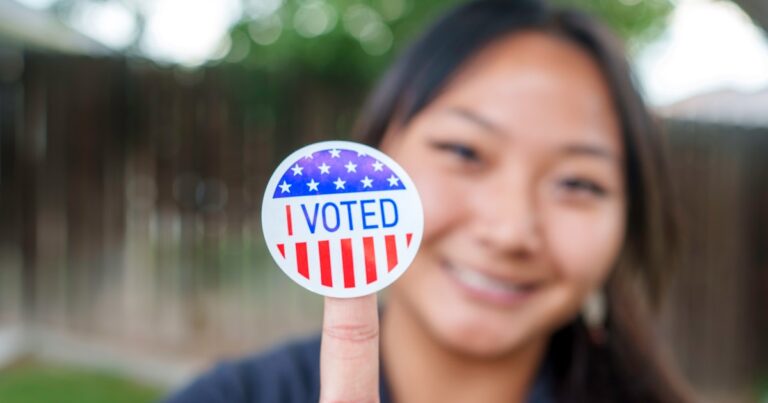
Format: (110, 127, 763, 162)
(394, 232, 409, 276)
(373, 235, 388, 284)
(351, 236, 367, 286)
(306, 240, 321, 287)
(283, 242, 296, 273)
(329, 238, 344, 289)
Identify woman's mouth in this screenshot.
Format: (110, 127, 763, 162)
(441, 259, 539, 306)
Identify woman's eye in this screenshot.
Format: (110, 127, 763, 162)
(559, 178, 607, 197)
(431, 141, 480, 162)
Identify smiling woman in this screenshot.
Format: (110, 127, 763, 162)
(351, 2, 691, 402)
(164, 1, 694, 402)
(378, 31, 627, 360)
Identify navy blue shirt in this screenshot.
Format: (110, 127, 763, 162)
(163, 335, 553, 403)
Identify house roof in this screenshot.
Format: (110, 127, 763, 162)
(658, 88, 768, 128)
(0, 0, 109, 54)
(732, 0, 768, 34)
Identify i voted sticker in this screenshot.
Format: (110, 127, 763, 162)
(262, 141, 423, 298)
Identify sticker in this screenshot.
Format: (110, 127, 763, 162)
(262, 141, 424, 298)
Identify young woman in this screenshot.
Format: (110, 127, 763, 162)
(166, 1, 694, 402)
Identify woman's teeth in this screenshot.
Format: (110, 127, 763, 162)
(445, 263, 531, 295)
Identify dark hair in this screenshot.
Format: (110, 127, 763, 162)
(354, 1, 693, 402)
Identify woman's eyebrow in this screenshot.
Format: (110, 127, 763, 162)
(560, 144, 618, 162)
(444, 107, 502, 134)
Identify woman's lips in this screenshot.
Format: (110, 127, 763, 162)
(441, 259, 539, 306)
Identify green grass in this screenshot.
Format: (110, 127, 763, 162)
(0, 359, 164, 403)
(758, 375, 768, 403)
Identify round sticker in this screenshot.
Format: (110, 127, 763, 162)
(261, 141, 424, 298)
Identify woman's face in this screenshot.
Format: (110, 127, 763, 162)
(380, 32, 626, 357)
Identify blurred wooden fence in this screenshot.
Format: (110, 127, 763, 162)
(0, 52, 766, 397)
(662, 119, 768, 398)
(0, 51, 365, 361)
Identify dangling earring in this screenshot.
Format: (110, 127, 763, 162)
(582, 289, 607, 345)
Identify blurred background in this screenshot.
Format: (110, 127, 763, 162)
(0, 0, 766, 402)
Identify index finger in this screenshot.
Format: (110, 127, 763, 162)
(320, 294, 380, 403)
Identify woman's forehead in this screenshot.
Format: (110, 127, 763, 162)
(452, 31, 604, 82)
(419, 31, 622, 156)
(441, 32, 614, 111)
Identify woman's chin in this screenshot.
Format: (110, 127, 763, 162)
(428, 313, 532, 359)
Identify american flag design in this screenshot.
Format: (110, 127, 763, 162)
(262, 141, 423, 298)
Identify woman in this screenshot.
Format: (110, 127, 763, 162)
(166, 1, 694, 402)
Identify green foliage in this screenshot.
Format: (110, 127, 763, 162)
(43, 0, 674, 82)
(220, 0, 672, 83)
(553, 0, 674, 48)
(43, 0, 674, 75)
(0, 360, 163, 403)
(224, 0, 463, 84)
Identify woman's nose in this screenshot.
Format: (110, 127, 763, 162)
(472, 175, 543, 257)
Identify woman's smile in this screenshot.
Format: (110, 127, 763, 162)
(440, 257, 543, 307)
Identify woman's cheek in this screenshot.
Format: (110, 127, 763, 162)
(544, 202, 625, 288)
(411, 169, 467, 240)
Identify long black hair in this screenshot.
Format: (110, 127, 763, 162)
(354, 1, 693, 402)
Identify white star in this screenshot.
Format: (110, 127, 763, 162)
(371, 161, 384, 172)
(307, 179, 319, 192)
(318, 162, 330, 174)
(279, 181, 291, 193)
(291, 164, 303, 176)
(344, 161, 357, 173)
(361, 176, 373, 188)
(304, 152, 314, 160)
(387, 175, 400, 187)
(329, 149, 341, 158)
(333, 177, 346, 190)
(357, 150, 367, 157)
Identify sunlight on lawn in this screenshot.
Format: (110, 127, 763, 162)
(0, 359, 164, 403)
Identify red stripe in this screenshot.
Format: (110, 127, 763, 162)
(363, 236, 377, 284)
(341, 238, 355, 288)
(285, 205, 293, 236)
(406, 233, 412, 247)
(385, 235, 398, 272)
(296, 242, 309, 279)
(277, 243, 285, 258)
(318, 240, 333, 287)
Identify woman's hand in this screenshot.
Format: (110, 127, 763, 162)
(320, 295, 380, 403)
